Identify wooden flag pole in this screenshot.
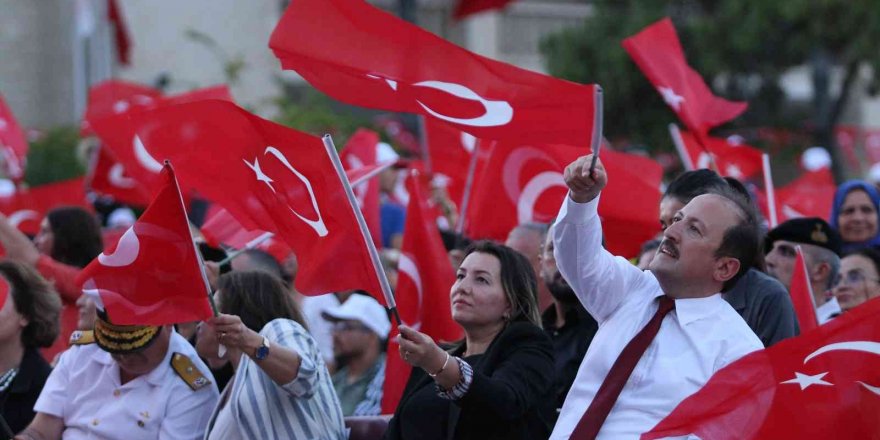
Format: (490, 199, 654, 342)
(323, 134, 402, 326)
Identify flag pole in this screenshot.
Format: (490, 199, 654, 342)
(350, 161, 397, 188)
(762, 153, 778, 228)
(668, 123, 694, 171)
(587, 86, 604, 176)
(217, 232, 275, 266)
(323, 134, 401, 326)
(454, 139, 482, 235)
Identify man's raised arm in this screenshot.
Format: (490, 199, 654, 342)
(553, 154, 652, 323)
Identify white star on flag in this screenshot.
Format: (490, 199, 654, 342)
(725, 164, 743, 179)
(658, 86, 685, 111)
(244, 157, 276, 193)
(781, 371, 833, 391)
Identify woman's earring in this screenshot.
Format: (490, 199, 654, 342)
(502, 312, 510, 320)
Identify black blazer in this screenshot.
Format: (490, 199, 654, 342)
(1, 347, 52, 434)
(384, 321, 556, 440)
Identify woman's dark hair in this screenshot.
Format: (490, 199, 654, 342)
(217, 271, 307, 333)
(46, 207, 103, 268)
(0, 260, 61, 347)
(462, 240, 541, 327)
(842, 247, 880, 276)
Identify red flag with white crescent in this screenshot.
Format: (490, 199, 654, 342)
(465, 143, 661, 258)
(791, 247, 819, 333)
(0, 177, 92, 235)
(269, 0, 601, 148)
(674, 128, 763, 180)
(643, 297, 880, 440)
(87, 145, 152, 207)
(383, 171, 461, 413)
(76, 163, 213, 326)
(122, 99, 384, 301)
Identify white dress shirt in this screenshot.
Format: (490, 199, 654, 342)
(549, 196, 762, 439)
(816, 297, 841, 324)
(35, 330, 219, 440)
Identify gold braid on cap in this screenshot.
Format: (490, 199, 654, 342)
(95, 317, 160, 354)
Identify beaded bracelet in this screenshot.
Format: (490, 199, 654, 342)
(435, 356, 473, 401)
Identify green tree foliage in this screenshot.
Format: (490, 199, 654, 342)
(541, 0, 880, 178)
(24, 126, 86, 187)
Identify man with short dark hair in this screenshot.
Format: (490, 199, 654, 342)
(16, 313, 218, 440)
(765, 217, 843, 323)
(550, 156, 762, 439)
(659, 169, 798, 347)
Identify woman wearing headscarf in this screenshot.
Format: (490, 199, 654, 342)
(830, 180, 880, 253)
(385, 240, 555, 440)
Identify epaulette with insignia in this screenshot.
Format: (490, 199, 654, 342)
(171, 352, 212, 391)
(69, 330, 96, 345)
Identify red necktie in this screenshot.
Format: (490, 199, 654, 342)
(570, 295, 676, 440)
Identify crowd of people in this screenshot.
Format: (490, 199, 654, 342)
(2, 147, 879, 439)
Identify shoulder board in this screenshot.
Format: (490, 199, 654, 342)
(69, 330, 96, 345)
(170, 352, 212, 391)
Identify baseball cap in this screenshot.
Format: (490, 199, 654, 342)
(322, 294, 391, 338)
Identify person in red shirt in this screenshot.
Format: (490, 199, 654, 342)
(0, 207, 103, 361)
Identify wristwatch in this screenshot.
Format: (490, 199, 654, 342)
(254, 336, 271, 361)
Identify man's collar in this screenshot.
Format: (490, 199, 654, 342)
(658, 292, 727, 326)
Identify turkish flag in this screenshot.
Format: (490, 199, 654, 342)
(201, 206, 268, 250)
(465, 143, 661, 258)
(126, 99, 384, 300)
(340, 129, 382, 248)
(88, 85, 234, 194)
(676, 128, 763, 180)
(269, 0, 601, 149)
(0, 178, 92, 235)
(0, 93, 29, 181)
(424, 118, 481, 212)
(774, 168, 836, 223)
(642, 297, 880, 440)
(791, 247, 819, 333)
(453, 0, 516, 19)
(383, 171, 462, 413)
(623, 18, 747, 137)
(76, 163, 213, 326)
(87, 144, 151, 207)
(864, 129, 880, 165)
(82, 80, 163, 136)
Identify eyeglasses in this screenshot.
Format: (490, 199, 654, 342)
(331, 322, 370, 333)
(832, 270, 880, 288)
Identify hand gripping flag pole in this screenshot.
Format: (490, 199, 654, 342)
(323, 134, 402, 326)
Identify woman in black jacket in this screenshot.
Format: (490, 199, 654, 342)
(386, 241, 555, 440)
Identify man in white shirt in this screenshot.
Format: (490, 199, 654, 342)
(550, 155, 763, 439)
(765, 217, 843, 323)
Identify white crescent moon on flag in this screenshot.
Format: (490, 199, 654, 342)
(397, 252, 423, 331)
(517, 171, 566, 224)
(108, 163, 136, 188)
(412, 81, 513, 128)
(133, 135, 163, 173)
(263, 146, 329, 237)
(501, 147, 558, 204)
(98, 227, 140, 267)
(803, 341, 880, 396)
(8, 210, 38, 229)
